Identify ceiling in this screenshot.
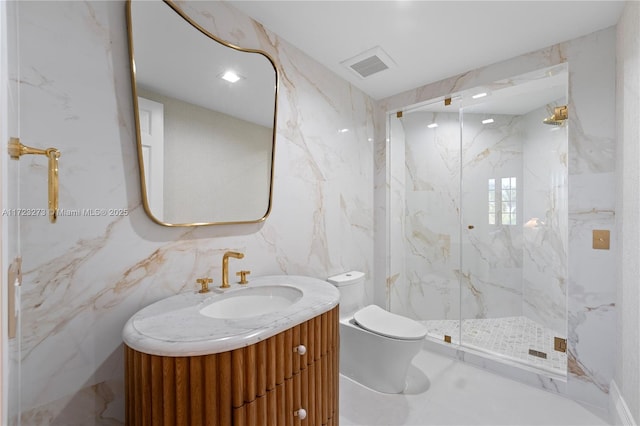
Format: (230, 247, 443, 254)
(229, 1, 625, 100)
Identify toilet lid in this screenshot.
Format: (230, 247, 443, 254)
(353, 305, 427, 340)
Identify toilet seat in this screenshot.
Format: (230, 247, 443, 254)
(353, 305, 427, 341)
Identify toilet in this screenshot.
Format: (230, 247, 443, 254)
(328, 271, 427, 393)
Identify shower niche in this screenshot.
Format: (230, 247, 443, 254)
(387, 64, 568, 378)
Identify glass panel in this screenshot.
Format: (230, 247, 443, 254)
(5, 1, 23, 423)
(387, 99, 461, 344)
(388, 64, 568, 380)
(460, 65, 568, 377)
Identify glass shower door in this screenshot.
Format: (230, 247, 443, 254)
(459, 65, 569, 376)
(387, 100, 461, 340)
(3, 0, 23, 422)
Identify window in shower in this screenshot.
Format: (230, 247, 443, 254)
(489, 177, 517, 225)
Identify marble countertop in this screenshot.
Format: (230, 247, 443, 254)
(122, 275, 340, 356)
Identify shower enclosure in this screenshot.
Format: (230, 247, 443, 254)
(387, 65, 568, 377)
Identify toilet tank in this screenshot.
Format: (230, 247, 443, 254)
(327, 271, 365, 318)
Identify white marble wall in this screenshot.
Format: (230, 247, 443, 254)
(459, 113, 525, 321)
(521, 102, 568, 335)
(388, 111, 462, 321)
(14, 1, 374, 423)
(377, 28, 616, 408)
(615, 1, 640, 423)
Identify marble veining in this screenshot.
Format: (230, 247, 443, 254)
(9, 0, 619, 422)
(14, 0, 374, 423)
(123, 275, 339, 356)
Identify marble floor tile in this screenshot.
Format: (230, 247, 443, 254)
(422, 316, 566, 375)
(339, 349, 609, 426)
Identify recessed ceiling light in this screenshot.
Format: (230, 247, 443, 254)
(482, 118, 494, 124)
(427, 123, 438, 129)
(221, 70, 241, 83)
(338, 128, 350, 133)
(472, 92, 488, 99)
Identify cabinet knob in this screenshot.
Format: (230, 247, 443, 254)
(294, 408, 307, 420)
(294, 345, 306, 355)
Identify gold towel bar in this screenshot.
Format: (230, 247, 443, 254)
(8, 137, 60, 223)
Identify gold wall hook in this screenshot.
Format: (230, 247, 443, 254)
(8, 137, 60, 223)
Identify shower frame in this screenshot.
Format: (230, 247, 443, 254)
(385, 64, 569, 380)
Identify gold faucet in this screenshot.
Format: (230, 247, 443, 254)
(221, 251, 244, 288)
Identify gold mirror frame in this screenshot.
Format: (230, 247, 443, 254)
(126, 0, 279, 226)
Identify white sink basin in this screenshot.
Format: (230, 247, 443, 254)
(124, 275, 340, 356)
(199, 285, 303, 319)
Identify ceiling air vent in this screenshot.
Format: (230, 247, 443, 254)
(341, 46, 395, 79)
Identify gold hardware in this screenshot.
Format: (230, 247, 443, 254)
(8, 137, 60, 223)
(444, 335, 452, 343)
(528, 349, 547, 359)
(592, 229, 610, 250)
(7, 257, 21, 339)
(196, 277, 213, 293)
(543, 105, 568, 125)
(468, 225, 475, 230)
(127, 0, 278, 228)
(236, 270, 251, 285)
(396, 111, 403, 118)
(554, 337, 567, 353)
(554, 105, 568, 120)
(444, 97, 452, 106)
(221, 251, 244, 288)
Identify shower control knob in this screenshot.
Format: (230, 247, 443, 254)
(294, 345, 307, 355)
(294, 408, 307, 419)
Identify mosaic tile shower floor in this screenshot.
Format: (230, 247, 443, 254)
(421, 316, 566, 375)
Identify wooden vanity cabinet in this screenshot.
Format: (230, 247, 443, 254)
(125, 306, 339, 426)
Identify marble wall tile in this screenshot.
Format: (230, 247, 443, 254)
(14, 1, 375, 423)
(615, 2, 640, 422)
(521, 102, 569, 335)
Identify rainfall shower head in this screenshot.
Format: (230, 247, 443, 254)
(543, 106, 568, 126)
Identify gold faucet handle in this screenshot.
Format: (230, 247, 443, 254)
(236, 270, 251, 285)
(196, 277, 213, 293)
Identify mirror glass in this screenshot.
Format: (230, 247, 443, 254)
(127, 0, 278, 226)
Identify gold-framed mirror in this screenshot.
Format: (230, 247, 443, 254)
(126, 0, 278, 226)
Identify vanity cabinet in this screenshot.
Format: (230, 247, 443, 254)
(125, 306, 339, 426)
